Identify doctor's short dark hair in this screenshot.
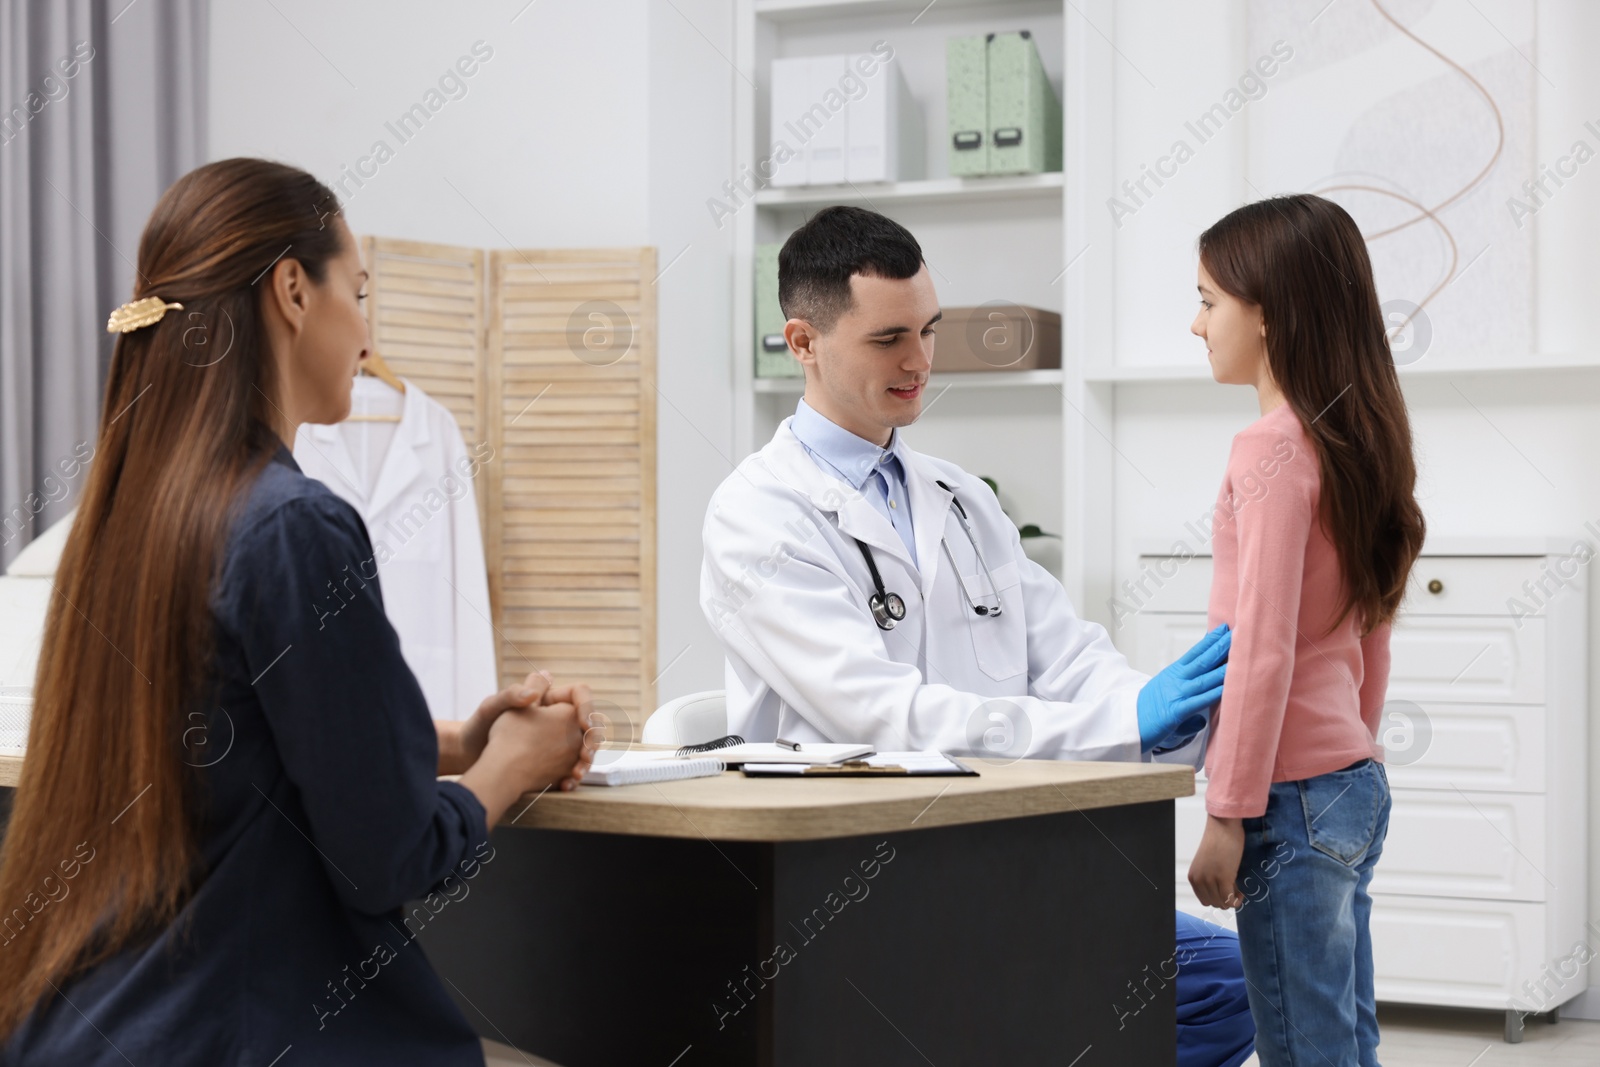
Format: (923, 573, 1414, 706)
(778, 205, 924, 332)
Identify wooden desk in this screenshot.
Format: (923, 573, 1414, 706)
(0, 753, 20, 788)
(420, 758, 1191, 1067)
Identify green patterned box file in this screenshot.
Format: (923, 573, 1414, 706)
(946, 35, 988, 177)
(754, 243, 801, 379)
(986, 30, 1061, 175)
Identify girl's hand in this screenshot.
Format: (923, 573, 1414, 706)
(1188, 815, 1246, 909)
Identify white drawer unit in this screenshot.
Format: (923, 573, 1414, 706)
(1132, 545, 1589, 1040)
(1369, 897, 1549, 1010)
(1386, 617, 1545, 705)
(1371, 789, 1548, 902)
(1379, 703, 1546, 794)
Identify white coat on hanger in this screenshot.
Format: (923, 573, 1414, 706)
(294, 376, 498, 721)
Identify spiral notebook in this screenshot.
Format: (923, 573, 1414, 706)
(581, 751, 726, 787)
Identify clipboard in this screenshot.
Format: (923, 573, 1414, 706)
(741, 752, 978, 778)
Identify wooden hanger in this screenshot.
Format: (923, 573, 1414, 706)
(359, 349, 406, 393)
(349, 349, 405, 423)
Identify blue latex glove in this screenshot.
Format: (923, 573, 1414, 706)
(1137, 624, 1231, 752)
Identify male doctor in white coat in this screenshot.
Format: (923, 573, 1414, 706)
(700, 207, 1256, 1067)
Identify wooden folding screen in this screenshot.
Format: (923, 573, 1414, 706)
(359, 238, 489, 528)
(361, 238, 658, 731)
(487, 248, 658, 733)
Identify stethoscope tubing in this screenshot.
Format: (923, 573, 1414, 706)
(853, 484, 1003, 632)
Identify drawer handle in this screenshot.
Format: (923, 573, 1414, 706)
(1427, 579, 1444, 595)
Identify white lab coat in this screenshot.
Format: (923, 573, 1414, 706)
(295, 377, 498, 721)
(700, 418, 1155, 763)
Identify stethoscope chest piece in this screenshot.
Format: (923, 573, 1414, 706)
(869, 590, 907, 630)
(853, 483, 1004, 633)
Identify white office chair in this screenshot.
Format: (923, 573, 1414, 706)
(0, 508, 74, 750)
(639, 689, 727, 747)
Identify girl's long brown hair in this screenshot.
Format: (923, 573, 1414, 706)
(0, 159, 343, 1036)
(1200, 193, 1426, 635)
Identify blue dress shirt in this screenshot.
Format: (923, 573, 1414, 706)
(790, 398, 918, 565)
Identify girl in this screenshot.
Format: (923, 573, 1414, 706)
(0, 159, 595, 1064)
(1186, 194, 1426, 1066)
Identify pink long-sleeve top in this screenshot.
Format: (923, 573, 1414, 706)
(1203, 402, 1389, 819)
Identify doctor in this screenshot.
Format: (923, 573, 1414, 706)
(700, 206, 1254, 1067)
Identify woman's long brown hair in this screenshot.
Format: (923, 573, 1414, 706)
(0, 159, 343, 1036)
(1200, 193, 1426, 635)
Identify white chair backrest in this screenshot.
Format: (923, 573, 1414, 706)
(639, 690, 727, 747)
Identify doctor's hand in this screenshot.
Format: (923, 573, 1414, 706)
(1188, 815, 1245, 910)
(1137, 624, 1231, 751)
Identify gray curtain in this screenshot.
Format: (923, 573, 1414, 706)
(0, 0, 207, 569)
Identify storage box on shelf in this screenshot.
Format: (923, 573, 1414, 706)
(769, 49, 923, 186)
(753, 242, 799, 379)
(946, 29, 1062, 176)
(936, 304, 1060, 372)
(1126, 541, 1589, 1042)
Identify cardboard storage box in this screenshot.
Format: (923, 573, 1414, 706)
(936, 304, 1061, 372)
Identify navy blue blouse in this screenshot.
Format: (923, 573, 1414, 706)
(6, 445, 491, 1065)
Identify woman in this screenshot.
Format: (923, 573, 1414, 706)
(0, 159, 594, 1064)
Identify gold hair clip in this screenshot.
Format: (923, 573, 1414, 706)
(106, 296, 184, 335)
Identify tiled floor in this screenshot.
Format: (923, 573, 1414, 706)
(1240, 1005, 1600, 1066)
(482, 1039, 559, 1066)
(486, 1006, 1600, 1066)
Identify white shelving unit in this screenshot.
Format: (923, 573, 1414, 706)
(752, 170, 1064, 208)
(752, 367, 1065, 393)
(733, 0, 1096, 594)
(1086, 354, 1600, 385)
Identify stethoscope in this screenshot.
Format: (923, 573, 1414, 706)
(854, 481, 1004, 631)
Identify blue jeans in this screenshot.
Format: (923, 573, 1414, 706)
(1234, 759, 1392, 1067)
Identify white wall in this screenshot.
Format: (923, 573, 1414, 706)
(209, 0, 649, 245)
(208, 0, 736, 710)
(644, 0, 740, 702)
